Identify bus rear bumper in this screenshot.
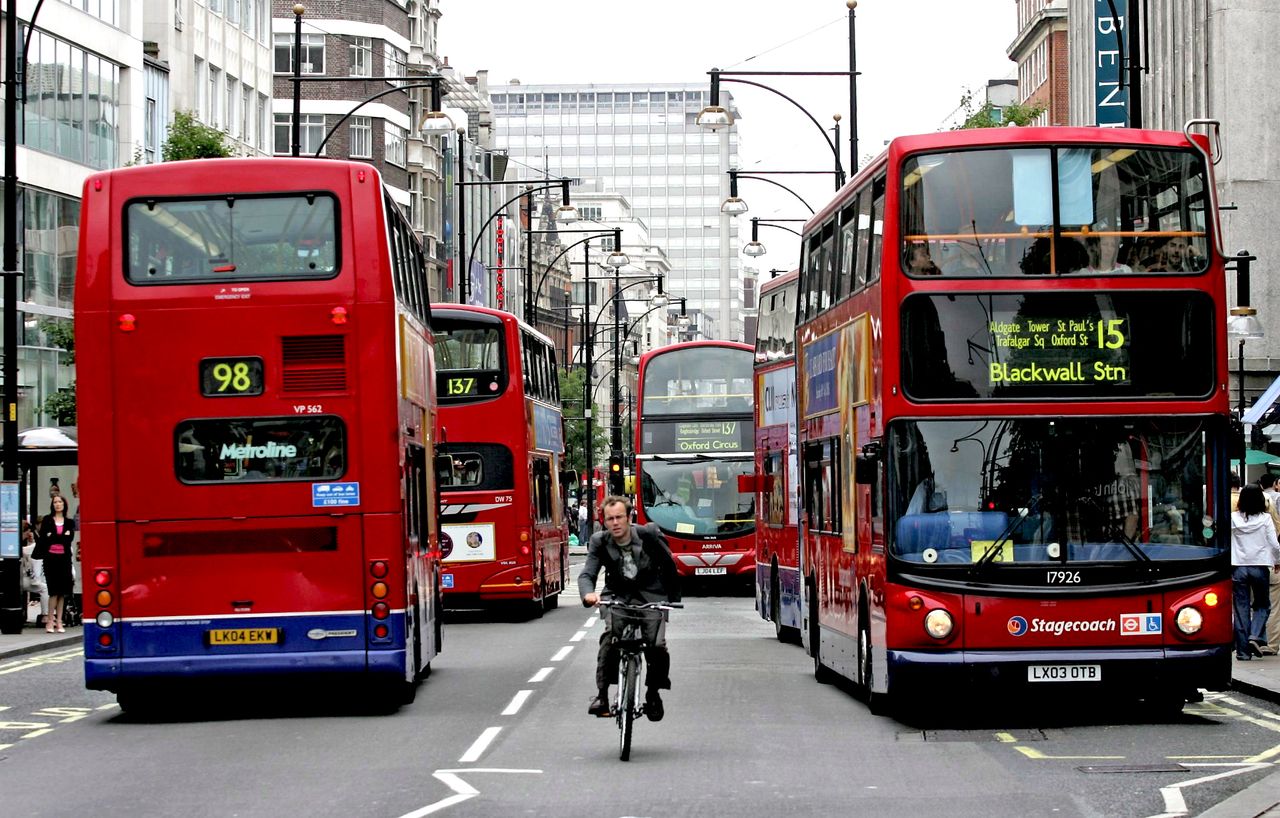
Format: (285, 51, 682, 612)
(85, 649, 406, 691)
(886, 645, 1232, 696)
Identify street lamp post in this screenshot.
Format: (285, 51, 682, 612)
(742, 217, 807, 257)
(723, 170, 821, 216)
(1227, 250, 1264, 470)
(291, 4, 304, 157)
(526, 227, 625, 325)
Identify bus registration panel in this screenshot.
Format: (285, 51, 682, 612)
(1028, 664, 1100, 682)
(207, 628, 280, 646)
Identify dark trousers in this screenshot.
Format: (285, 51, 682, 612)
(595, 611, 670, 692)
(1233, 565, 1272, 656)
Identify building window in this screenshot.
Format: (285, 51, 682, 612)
(349, 115, 372, 158)
(209, 67, 221, 128)
(577, 205, 603, 222)
(384, 44, 406, 80)
(349, 37, 371, 77)
(274, 113, 326, 156)
(241, 86, 251, 142)
(385, 121, 406, 167)
(225, 76, 237, 134)
(274, 33, 324, 74)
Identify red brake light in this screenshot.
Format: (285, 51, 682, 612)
(118, 314, 136, 332)
(520, 545, 531, 556)
(370, 560, 388, 578)
(98, 633, 113, 646)
(95, 570, 112, 586)
(371, 602, 390, 620)
(331, 306, 348, 324)
(374, 623, 388, 638)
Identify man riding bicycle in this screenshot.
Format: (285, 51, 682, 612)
(579, 495, 681, 721)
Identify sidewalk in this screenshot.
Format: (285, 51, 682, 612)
(0, 621, 82, 660)
(1199, 654, 1280, 817)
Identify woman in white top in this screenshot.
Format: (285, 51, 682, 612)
(1232, 484, 1280, 659)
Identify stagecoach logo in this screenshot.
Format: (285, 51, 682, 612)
(1007, 615, 1119, 637)
(1007, 616, 1029, 637)
(219, 441, 298, 459)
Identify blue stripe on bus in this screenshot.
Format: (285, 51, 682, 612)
(84, 611, 406, 688)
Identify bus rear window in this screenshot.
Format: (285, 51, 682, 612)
(126, 193, 339, 283)
(433, 316, 507, 403)
(175, 416, 346, 483)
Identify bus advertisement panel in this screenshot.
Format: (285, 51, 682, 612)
(794, 126, 1231, 714)
(635, 342, 755, 580)
(433, 306, 569, 613)
(75, 159, 442, 709)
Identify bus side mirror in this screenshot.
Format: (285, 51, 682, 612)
(855, 440, 881, 485)
(737, 473, 760, 493)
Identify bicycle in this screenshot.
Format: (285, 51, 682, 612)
(597, 599, 680, 761)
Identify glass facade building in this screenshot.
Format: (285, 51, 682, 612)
(491, 83, 742, 338)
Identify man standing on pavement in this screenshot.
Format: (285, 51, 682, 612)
(578, 495, 681, 720)
(1261, 473, 1280, 655)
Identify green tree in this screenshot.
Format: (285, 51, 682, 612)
(162, 110, 234, 161)
(559, 366, 607, 482)
(954, 88, 1047, 130)
(40, 319, 76, 425)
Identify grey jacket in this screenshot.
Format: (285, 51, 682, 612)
(578, 523, 681, 605)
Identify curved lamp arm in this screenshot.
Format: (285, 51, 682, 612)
(589, 276, 664, 333)
(467, 179, 571, 282)
(734, 172, 815, 214)
(720, 76, 844, 188)
(314, 82, 441, 156)
(531, 228, 622, 317)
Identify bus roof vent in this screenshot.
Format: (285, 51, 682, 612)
(281, 335, 347, 392)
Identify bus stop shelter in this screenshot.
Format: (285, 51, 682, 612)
(0, 427, 77, 633)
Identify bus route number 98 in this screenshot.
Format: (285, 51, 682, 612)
(200, 357, 265, 397)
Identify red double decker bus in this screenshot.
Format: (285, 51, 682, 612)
(634, 342, 755, 581)
(76, 159, 442, 709)
(432, 305, 569, 613)
(750, 270, 802, 641)
(796, 125, 1232, 714)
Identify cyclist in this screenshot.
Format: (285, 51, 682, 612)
(579, 495, 681, 721)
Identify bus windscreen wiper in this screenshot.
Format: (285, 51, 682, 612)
(974, 494, 1041, 568)
(1079, 495, 1152, 562)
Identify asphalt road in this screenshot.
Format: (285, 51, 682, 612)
(2, 573, 1279, 817)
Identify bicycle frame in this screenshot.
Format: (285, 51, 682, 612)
(599, 600, 676, 761)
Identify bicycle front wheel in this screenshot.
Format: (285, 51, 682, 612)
(618, 653, 639, 761)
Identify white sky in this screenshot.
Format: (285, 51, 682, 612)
(437, 0, 1018, 272)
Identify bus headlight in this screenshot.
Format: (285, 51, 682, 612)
(1175, 606, 1203, 635)
(924, 609, 954, 639)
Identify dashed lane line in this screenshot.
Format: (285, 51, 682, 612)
(501, 691, 533, 716)
(459, 727, 502, 764)
(569, 630, 588, 642)
(528, 667, 553, 683)
(550, 646, 573, 662)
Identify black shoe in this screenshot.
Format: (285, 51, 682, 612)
(644, 689, 664, 722)
(1237, 653, 1253, 661)
(1250, 639, 1265, 658)
(588, 693, 610, 717)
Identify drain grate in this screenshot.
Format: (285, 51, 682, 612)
(920, 729, 1048, 743)
(1078, 764, 1188, 774)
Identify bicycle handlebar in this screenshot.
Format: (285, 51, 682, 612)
(597, 599, 683, 610)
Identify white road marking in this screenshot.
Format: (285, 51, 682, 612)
(397, 769, 541, 818)
(528, 667, 553, 683)
(458, 727, 502, 763)
(569, 630, 588, 642)
(584, 616, 598, 628)
(20, 728, 52, 740)
(1149, 762, 1271, 818)
(550, 646, 573, 662)
(501, 690, 533, 716)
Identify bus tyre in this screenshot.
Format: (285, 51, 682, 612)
(860, 625, 890, 716)
(809, 580, 835, 684)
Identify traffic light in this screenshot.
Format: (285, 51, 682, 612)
(608, 453, 625, 495)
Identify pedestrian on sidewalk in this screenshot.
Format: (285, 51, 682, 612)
(1232, 484, 1280, 660)
(20, 522, 47, 626)
(33, 496, 76, 634)
(1261, 472, 1280, 655)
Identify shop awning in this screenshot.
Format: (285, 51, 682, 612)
(1243, 375, 1280, 425)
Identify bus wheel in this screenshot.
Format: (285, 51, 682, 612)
(809, 580, 834, 684)
(860, 625, 890, 716)
(772, 568, 800, 645)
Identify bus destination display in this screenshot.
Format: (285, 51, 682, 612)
(199, 357, 264, 396)
(900, 292, 1215, 401)
(643, 419, 751, 454)
(987, 316, 1129, 386)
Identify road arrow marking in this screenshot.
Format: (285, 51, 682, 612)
(1150, 762, 1271, 818)
(397, 768, 541, 818)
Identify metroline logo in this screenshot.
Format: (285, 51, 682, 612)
(219, 441, 298, 459)
(1006, 616, 1117, 637)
